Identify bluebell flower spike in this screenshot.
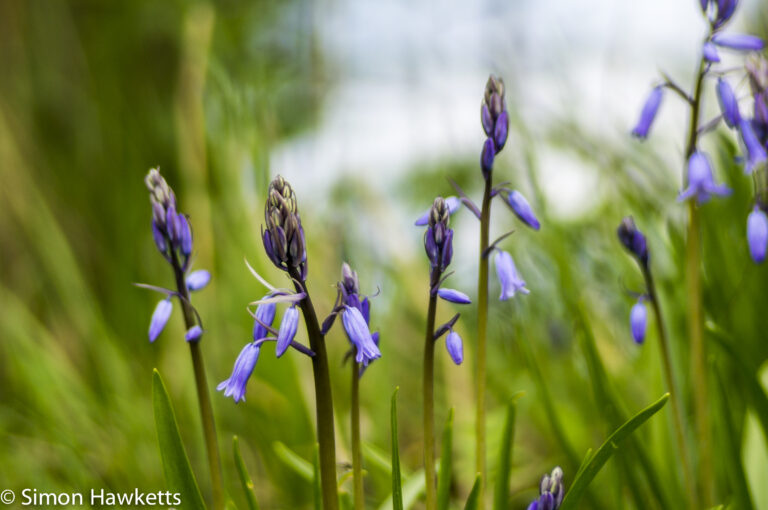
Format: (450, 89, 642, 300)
(149, 298, 173, 342)
(677, 151, 731, 203)
(747, 206, 768, 263)
(495, 250, 529, 300)
(631, 86, 663, 139)
(527, 467, 564, 510)
(217, 343, 261, 403)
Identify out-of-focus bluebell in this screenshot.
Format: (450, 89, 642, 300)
(716, 78, 740, 128)
(445, 330, 463, 365)
(747, 206, 768, 263)
(218, 342, 261, 403)
(437, 288, 472, 304)
(185, 325, 203, 343)
(677, 151, 731, 203)
(414, 196, 461, 226)
(703, 42, 720, 62)
(527, 467, 564, 510)
(275, 306, 299, 358)
(631, 86, 664, 140)
(495, 250, 529, 300)
(186, 270, 211, 291)
(506, 190, 541, 230)
(424, 197, 454, 276)
(712, 0, 738, 28)
(740, 119, 767, 173)
(617, 216, 649, 266)
(630, 300, 647, 344)
(149, 298, 173, 342)
(712, 33, 765, 52)
(481, 138, 496, 178)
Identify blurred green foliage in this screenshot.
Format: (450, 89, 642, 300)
(1, 1, 768, 509)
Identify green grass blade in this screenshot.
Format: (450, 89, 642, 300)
(233, 436, 259, 510)
(273, 441, 313, 482)
(493, 401, 516, 510)
(464, 475, 482, 510)
(152, 370, 207, 510)
(391, 388, 404, 510)
(559, 393, 669, 510)
(437, 409, 454, 510)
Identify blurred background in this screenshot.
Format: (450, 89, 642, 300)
(1, 0, 768, 508)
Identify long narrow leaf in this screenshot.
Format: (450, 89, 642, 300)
(233, 436, 259, 510)
(559, 393, 669, 510)
(378, 468, 428, 510)
(493, 401, 516, 510)
(273, 441, 313, 482)
(437, 409, 454, 510)
(152, 370, 207, 510)
(391, 388, 403, 510)
(464, 475, 482, 510)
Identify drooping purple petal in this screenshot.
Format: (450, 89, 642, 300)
(253, 299, 277, 341)
(631, 86, 664, 140)
(712, 33, 765, 51)
(275, 306, 299, 358)
(716, 78, 740, 128)
(186, 269, 211, 291)
(507, 190, 541, 230)
(341, 306, 381, 366)
(703, 41, 720, 62)
(437, 288, 472, 304)
(747, 206, 768, 263)
(185, 325, 203, 342)
(495, 250, 529, 300)
(445, 330, 463, 365)
(217, 342, 261, 403)
(740, 119, 768, 174)
(149, 298, 173, 342)
(630, 300, 647, 344)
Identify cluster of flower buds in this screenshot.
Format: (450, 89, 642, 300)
(146, 168, 193, 266)
(338, 263, 381, 368)
(480, 75, 509, 178)
(425, 197, 454, 280)
(263, 176, 307, 280)
(527, 467, 565, 510)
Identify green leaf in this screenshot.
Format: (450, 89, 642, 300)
(273, 441, 313, 482)
(232, 436, 259, 510)
(152, 369, 207, 510)
(313, 444, 322, 510)
(464, 475, 482, 510)
(391, 388, 403, 510)
(559, 393, 669, 510)
(493, 400, 516, 510)
(377, 468, 428, 510)
(437, 409, 454, 510)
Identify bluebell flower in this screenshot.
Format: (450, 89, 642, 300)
(617, 216, 649, 266)
(712, 33, 765, 52)
(494, 111, 509, 152)
(445, 330, 463, 365)
(631, 86, 664, 139)
(275, 306, 299, 358)
(480, 74, 507, 177)
(527, 467, 564, 510)
(217, 342, 261, 403)
(424, 197, 454, 276)
(414, 196, 461, 226)
(506, 190, 541, 230)
(185, 325, 203, 342)
(716, 78, 740, 128)
(481, 138, 496, 178)
(186, 270, 211, 291)
(703, 41, 720, 62)
(179, 214, 192, 256)
(495, 250, 529, 300)
(151, 220, 166, 254)
(437, 288, 472, 304)
(740, 119, 767, 173)
(263, 176, 307, 279)
(630, 299, 647, 344)
(341, 306, 381, 366)
(677, 151, 731, 203)
(713, 0, 737, 28)
(747, 206, 768, 263)
(252, 298, 277, 341)
(149, 298, 173, 342)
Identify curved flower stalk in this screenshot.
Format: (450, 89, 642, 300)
(136, 168, 223, 510)
(423, 74, 540, 504)
(416, 197, 471, 510)
(629, 1, 765, 501)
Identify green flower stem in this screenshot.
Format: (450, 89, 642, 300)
(475, 175, 492, 508)
(423, 275, 439, 510)
(683, 50, 712, 505)
(642, 268, 695, 508)
(351, 361, 364, 510)
(170, 253, 224, 510)
(289, 267, 339, 510)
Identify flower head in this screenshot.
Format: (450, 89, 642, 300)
(424, 197, 454, 277)
(217, 342, 261, 403)
(630, 299, 647, 344)
(263, 176, 307, 279)
(341, 306, 381, 366)
(631, 86, 663, 140)
(617, 216, 649, 266)
(527, 467, 565, 510)
(480, 74, 508, 178)
(506, 190, 541, 230)
(145, 168, 194, 265)
(747, 205, 768, 263)
(495, 250, 529, 300)
(677, 151, 731, 203)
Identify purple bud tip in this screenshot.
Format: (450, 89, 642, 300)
(445, 330, 463, 365)
(747, 206, 768, 263)
(185, 325, 203, 342)
(703, 41, 720, 63)
(495, 250, 529, 300)
(481, 137, 496, 177)
(631, 86, 663, 140)
(275, 306, 300, 358)
(218, 342, 261, 403)
(149, 298, 173, 342)
(186, 270, 211, 292)
(437, 288, 472, 304)
(630, 300, 647, 344)
(712, 33, 765, 51)
(716, 78, 740, 128)
(507, 190, 541, 230)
